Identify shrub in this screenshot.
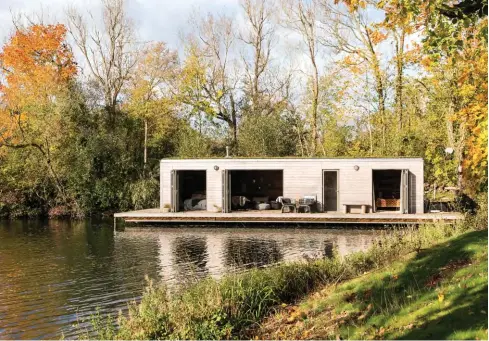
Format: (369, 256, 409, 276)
(129, 176, 159, 210)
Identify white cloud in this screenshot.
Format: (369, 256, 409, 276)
(0, 0, 240, 49)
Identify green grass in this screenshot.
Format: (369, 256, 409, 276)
(255, 229, 488, 340)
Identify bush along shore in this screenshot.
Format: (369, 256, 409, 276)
(83, 204, 487, 340)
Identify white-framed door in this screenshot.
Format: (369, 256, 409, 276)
(222, 169, 231, 213)
(400, 169, 410, 214)
(170, 170, 179, 212)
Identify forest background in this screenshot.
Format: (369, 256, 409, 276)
(0, 0, 486, 218)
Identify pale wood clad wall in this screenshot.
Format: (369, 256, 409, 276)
(160, 158, 424, 213)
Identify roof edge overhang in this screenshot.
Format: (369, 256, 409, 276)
(160, 157, 424, 163)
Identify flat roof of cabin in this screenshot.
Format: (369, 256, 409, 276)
(161, 157, 424, 162)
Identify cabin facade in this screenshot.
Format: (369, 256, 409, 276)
(159, 158, 424, 214)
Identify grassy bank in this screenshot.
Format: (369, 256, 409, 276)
(254, 229, 488, 340)
(85, 206, 487, 340)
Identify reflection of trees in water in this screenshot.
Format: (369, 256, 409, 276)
(171, 236, 209, 281)
(224, 238, 283, 269)
(296, 238, 321, 250)
(323, 240, 335, 258)
(0, 220, 164, 339)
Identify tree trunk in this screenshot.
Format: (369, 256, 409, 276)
(365, 27, 386, 154)
(311, 77, 319, 156)
(310, 54, 320, 156)
(395, 30, 405, 133)
(372, 62, 386, 153)
(3, 142, 79, 214)
(143, 118, 148, 168)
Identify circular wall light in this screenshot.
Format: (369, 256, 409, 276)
(214, 165, 219, 171)
(354, 165, 360, 171)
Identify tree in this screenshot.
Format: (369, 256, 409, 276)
(320, 1, 389, 153)
(67, 0, 137, 118)
(396, 0, 488, 193)
(430, 18, 488, 194)
(178, 13, 241, 149)
(239, 0, 275, 114)
(126, 42, 178, 169)
(380, 0, 419, 132)
(0, 24, 78, 211)
(282, 0, 322, 156)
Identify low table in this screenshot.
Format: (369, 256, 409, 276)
(342, 204, 369, 214)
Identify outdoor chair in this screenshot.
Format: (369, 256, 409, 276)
(298, 196, 316, 213)
(281, 198, 296, 213)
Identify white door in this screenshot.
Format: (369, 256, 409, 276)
(171, 170, 179, 212)
(222, 170, 231, 213)
(400, 169, 409, 214)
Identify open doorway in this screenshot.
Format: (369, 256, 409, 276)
(171, 170, 206, 212)
(226, 170, 283, 211)
(373, 170, 407, 213)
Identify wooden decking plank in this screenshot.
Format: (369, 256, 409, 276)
(114, 209, 463, 225)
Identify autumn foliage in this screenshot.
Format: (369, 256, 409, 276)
(0, 24, 76, 148)
(0, 24, 76, 108)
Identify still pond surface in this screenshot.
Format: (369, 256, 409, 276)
(0, 220, 381, 339)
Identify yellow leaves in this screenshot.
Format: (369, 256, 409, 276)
(341, 56, 364, 74)
(369, 29, 388, 45)
(128, 41, 178, 105)
(421, 19, 487, 194)
(335, 0, 367, 12)
(284, 305, 308, 324)
(438, 291, 445, 302)
(286, 316, 296, 323)
(420, 56, 433, 68)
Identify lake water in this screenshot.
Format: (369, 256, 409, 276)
(0, 220, 381, 339)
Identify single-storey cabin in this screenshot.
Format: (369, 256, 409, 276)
(160, 157, 424, 213)
(160, 158, 424, 214)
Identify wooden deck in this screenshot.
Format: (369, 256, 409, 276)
(114, 209, 463, 225)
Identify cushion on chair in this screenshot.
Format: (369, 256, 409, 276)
(257, 203, 271, 210)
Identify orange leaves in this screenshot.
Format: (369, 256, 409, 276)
(0, 24, 76, 110)
(368, 29, 388, 45)
(341, 55, 364, 74)
(335, 0, 367, 12)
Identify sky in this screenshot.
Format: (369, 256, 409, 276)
(0, 0, 241, 50)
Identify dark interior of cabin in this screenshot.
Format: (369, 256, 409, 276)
(373, 170, 401, 212)
(178, 170, 206, 211)
(230, 170, 283, 210)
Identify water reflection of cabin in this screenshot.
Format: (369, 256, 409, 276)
(160, 158, 424, 214)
